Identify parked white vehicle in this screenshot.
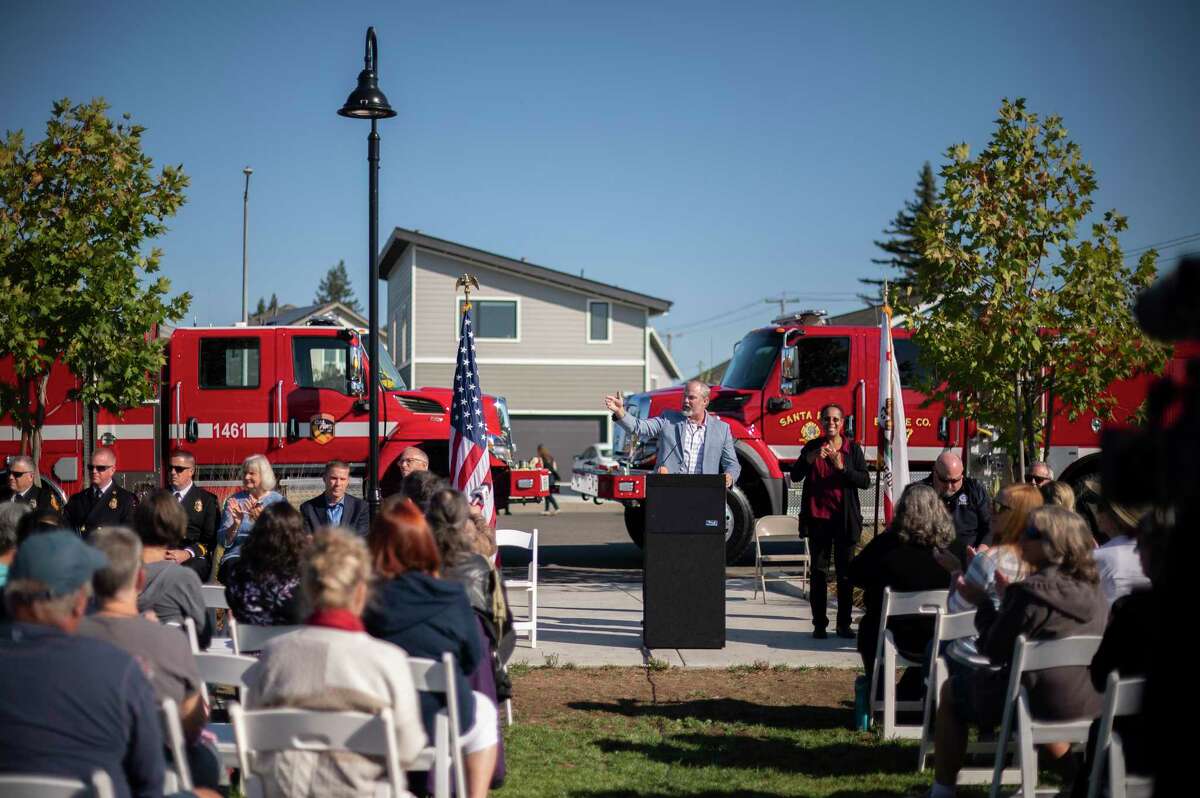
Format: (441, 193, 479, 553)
(572, 444, 618, 503)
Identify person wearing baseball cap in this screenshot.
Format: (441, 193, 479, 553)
(0, 530, 165, 797)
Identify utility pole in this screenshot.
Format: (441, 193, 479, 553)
(765, 293, 803, 318)
(241, 166, 253, 324)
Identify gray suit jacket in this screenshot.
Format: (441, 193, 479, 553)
(616, 412, 741, 481)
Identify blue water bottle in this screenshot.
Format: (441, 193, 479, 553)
(853, 675, 871, 731)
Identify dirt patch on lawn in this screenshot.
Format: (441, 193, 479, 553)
(510, 667, 858, 729)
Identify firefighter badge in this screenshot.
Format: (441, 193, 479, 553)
(29, 498, 37, 510)
(194, 499, 203, 513)
(310, 413, 336, 445)
(108, 495, 118, 509)
(800, 421, 821, 443)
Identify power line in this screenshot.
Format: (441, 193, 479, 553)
(663, 290, 860, 334)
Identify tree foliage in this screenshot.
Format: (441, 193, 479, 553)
(894, 98, 1168, 472)
(862, 161, 937, 301)
(0, 98, 190, 466)
(314, 259, 361, 312)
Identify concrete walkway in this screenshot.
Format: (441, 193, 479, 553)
(504, 568, 864, 669)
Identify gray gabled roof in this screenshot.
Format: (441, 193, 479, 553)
(379, 227, 673, 315)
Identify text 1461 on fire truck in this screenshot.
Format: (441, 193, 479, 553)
(574, 310, 1187, 564)
(1, 319, 549, 506)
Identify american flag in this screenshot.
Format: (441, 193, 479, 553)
(450, 304, 495, 525)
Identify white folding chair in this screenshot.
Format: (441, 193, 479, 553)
(159, 697, 193, 792)
(869, 587, 948, 739)
(497, 528, 538, 648)
(751, 514, 809, 602)
(201, 584, 230, 610)
(918, 609, 977, 770)
(0, 770, 115, 798)
(1088, 674, 1152, 798)
(230, 703, 411, 798)
(228, 618, 301, 655)
(194, 650, 257, 766)
(407, 653, 468, 798)
(990, 634, 1104, 798)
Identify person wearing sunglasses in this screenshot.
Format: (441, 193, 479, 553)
(921, 451, 993, 548)
(1024, 461, 1054, 486)
(62, 447, 137, 538)
(1, 455, 61, 512)
(789, 403, 870, 639)
(164, 449, 220, 581)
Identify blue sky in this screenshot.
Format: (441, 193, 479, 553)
(3, 1, 1198, 379)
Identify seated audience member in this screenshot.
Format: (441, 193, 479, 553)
(299, 460, 369, 536)
(1039, 479, 1075, 509)
(217, 454, 285, 583)
(1069, 520, 1166, 797)
(1024, 461, 1053, 487)
(0, 531, 166, 797)
(397, 469, 447, 513)
(0, 502, 30, 588)
(364, 498, 499, 798)
(135, 491, 213, 648)
(244, 529, 425, 798)
(15, 506, 62, 544)
(849, 483, 964, 678)
(1092, 498, 1151, 604)
(80, 527, 220, 790)
(225, 502, 310, 626)
(928, 506, 1107, 797)
(941, 482, 1044, 616)
(398, 446, 430, 478)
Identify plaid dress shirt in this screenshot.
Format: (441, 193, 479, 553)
(681, 417, 707, 474)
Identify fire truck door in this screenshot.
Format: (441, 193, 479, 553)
(282, 332, 365, 466)
(171, 330, 278, 467)
(762, 332, 859, 467)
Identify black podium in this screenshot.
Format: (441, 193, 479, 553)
(642, 473, 726, 649)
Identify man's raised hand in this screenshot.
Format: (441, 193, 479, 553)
(604, 394, 625, 418)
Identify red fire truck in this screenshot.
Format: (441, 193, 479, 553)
(1, 319, 547, 507)
(574, 311, 1186, 563)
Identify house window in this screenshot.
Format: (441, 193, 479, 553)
(457, 299, 518, 340)
(199, 338, 260, 389)
(587, 300, 611, 343)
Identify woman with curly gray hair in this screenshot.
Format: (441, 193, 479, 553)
(848, 483, 966, 676)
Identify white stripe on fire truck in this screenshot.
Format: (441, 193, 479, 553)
(1, 424, 84, 441)
(167, 421, 400, 439)
(768, 444, 954, 462)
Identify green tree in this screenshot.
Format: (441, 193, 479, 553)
(314, 259, 361, 313)
(254, 296, 267, 317)
(0, 98, 190, 468)
(861, 162, 937, 302)
(894, 98, 1168, 477)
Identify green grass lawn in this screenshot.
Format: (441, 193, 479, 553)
(493, 665, 998, 798)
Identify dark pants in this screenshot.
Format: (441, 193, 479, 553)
(182, 554, 212, 583)
(807, 521, 854, 632)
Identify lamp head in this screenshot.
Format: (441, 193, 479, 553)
(338, 27, 397, 120)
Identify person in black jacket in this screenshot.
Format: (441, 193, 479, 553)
(364, 497, 498, 798)
(789, 403, 870, 639)
(1, 456, 61, 513)
(299, 460, 369, 536)
(62, 447, 137, 538)
(848, 483, 964, 676)
(164, 450, 220, 581)
(921, 452, 992, 547)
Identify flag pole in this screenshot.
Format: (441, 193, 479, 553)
(873, 282, 889, 534)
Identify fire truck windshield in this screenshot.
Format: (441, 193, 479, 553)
(722, 329, 782, 390)
(363, 334, 408, 391)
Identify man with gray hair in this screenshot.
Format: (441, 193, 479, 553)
(1, 455, 60, 512)
(0, 502, 31, 590)
(604, 380, 740, 488)
(0, 531, 164, 796)
(80, 527, 218, 789)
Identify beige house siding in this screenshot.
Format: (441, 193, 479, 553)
(647, 345, 676, 391)
(414, 363, 643, 409)
(411, 249, 646, 364)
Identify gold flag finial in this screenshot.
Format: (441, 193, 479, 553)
(455, 274, 480, 310)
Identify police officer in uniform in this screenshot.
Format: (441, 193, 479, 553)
(1, 455, 61, 512)
(63, 447, 137, 538)
(164, 449, 219, 581)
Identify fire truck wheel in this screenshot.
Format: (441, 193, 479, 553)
(724, 485, 755, 564)
(623, 503, 646, 549)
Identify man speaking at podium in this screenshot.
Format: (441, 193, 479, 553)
(604, 380, 740, 488)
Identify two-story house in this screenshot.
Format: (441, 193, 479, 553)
(379, 228, 681, 462)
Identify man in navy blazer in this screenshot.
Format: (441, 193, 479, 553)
(300, 460, 370, 536)
(605, 380, 740, 487)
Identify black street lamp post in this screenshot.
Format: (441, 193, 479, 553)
(338, 26, 396, 519)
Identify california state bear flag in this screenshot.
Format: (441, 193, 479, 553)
(877, 308, 910, 523)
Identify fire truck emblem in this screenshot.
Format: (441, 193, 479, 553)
(799, 421, 821, 443)
(310, 414, 336, 445)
